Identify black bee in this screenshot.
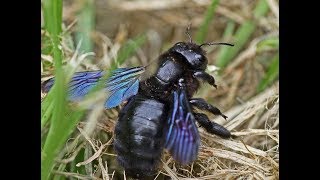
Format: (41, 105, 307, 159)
(42, 28, 234, 179)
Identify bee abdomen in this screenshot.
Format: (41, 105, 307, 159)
(114, 95, 167, 178)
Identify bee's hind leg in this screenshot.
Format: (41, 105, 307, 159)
(193, 113, 231, 138)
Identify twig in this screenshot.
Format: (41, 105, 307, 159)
(200, 129, 267, 157)
(224, 32, 279, 75)
(76, 143, 107, 167)
(216, 6, 245, 24)
(76, 136, 113, 167)
(113, 0, 185, 11)
(225, 69, 244, 106)
(240, 139, 258, 159)
(231, 129, 278, 136)
(200, 147, 268, 172)
(57, 142, 85, 164)
(162, 159, 180, 180)
(99, 157, 109, 180)
(123, 170, 126, 180)
(53, 171, 101, 180)
(219, 83, 278, 130)
(266, 0, 279, 20)
(78, 127, 98, 151)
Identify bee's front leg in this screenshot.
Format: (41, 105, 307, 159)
(189, 98, 227, 119)
(192, 71, 217, 88)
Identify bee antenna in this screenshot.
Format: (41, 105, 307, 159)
(185, 23, 193, 43)
(199, 42, 234, 48)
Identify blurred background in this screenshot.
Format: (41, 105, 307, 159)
(41, 0, 279, 179)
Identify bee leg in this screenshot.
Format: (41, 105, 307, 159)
(193, 71, 217, 88)
(194, 113, 231, 138)
(190, 98, 227, 119)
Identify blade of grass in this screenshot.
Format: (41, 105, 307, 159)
(53, 164, 67, 180)
(257, 53, 279, 92)
(222, 20, 235, 42)
(76, 0, 95, 53)
(84, 143, 93, 175)
(42, 0, 62, 35)
(217, 21, 255, 68)
(211, 20, 235, 57)
(216, 0, 269, 69)
(42, 107, 86, 180)
(112, 34, 147, 69)
(41, 92, 54, 128)
(254, 0, 270, 18)
(257, 36, 279, 52)
(42, 0, 67, 179)
(195, 0, 220, 44)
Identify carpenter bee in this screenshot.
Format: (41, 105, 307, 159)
(42, 27, 234, 179)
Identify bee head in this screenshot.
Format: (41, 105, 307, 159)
(169, 41, 208, 70)
(169, 25, 234, 70)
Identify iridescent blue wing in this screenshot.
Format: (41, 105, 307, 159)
(42, 71, 104, 101)
(104, 67, 145, 108)
(165, 89, 200, 165)
(42, 66, 145, 109)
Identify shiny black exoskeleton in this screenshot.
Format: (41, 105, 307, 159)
(113, 33, 234, 178)
(114, 94, 168, 177)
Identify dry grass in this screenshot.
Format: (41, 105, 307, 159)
(42, 0, 279, 179)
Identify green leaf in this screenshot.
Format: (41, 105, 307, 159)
(217, 21, 255, 68)
(42, 0, 67, 179)
(75, 0, 95, 53)
(257, 37, 279, 52)
(113, 34, 147, 68)
(257, 53, 279, 92)
(195, 0, 220, 44)
(213, 20, 234, 63)
(254, 0, 269, 18)
(216, 0, 269, 69)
